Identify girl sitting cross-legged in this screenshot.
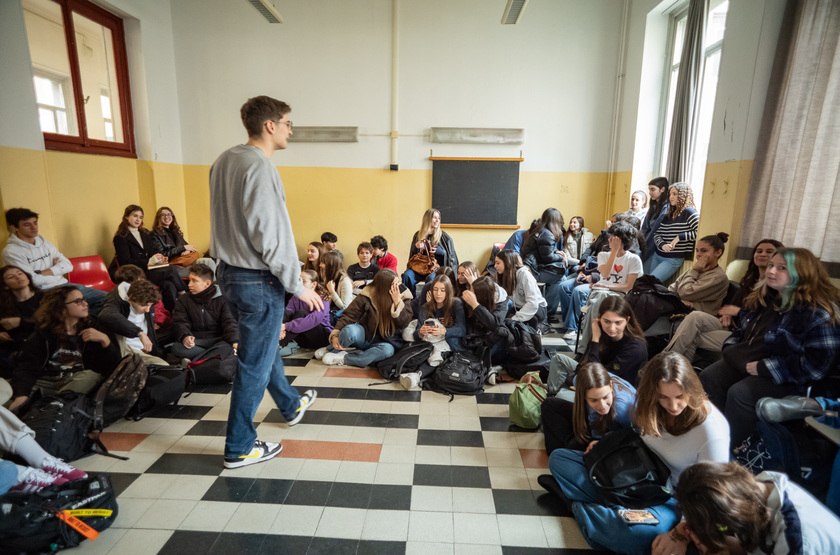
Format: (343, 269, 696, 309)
(280, 270, 333, 354)
(316, 269, 413, 368)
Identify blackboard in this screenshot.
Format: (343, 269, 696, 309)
(431, 158, 520, 226)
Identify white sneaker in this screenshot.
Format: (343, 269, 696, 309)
(314, 346, 329, 360)
(287, 390, 317, 426)
(10, 467, 69, 493)
(561, 329, 579, 340)
(322, 351, 346, 365)
(224, 440, 282, 469)
(399, 371, 421, 390)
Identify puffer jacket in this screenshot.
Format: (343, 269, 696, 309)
(171, 285, 239, 344)
(521, 228, 565, 277)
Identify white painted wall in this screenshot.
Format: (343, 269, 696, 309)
(169, 0, 623, 171)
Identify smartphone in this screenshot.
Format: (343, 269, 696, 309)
(618, 509, 660, 525)
(424, 319, 437, 328)
(398, 284, 408, 293)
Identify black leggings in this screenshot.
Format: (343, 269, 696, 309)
(281, 309, 331, 349)
(147, 266, 187, 312)
(541, 396, 587, 454)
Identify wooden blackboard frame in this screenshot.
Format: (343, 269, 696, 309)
(430, 157, 523, 229)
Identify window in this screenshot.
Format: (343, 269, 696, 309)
(22, 0, 135, 157)
(654, 1, 729, 210)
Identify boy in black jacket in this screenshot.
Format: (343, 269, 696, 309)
(170, 263, 239, 362)
(99, 278, 167, 365)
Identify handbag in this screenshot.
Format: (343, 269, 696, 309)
(583, 427, 672, 509)
(508, 371, 547, 429)
(406, 240, 440, 275)
(168, 250, 201, 267)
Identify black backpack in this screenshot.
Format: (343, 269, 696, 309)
(429, 351, 486, 399)
(583, 427, 672, 509)
(187, 341, 237, 384)
(494, 321, 542, 363)
(0, 475, 118, 553)
(93, 353, 149, 429)
(373, 342, 434, 380)
(21, 392, 97, 462)
(128, 364, 192, 421)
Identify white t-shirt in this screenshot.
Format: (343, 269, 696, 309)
(596, 251, 643, 286)
(642, 402, 730, 484)
(125, 303, 149, 352)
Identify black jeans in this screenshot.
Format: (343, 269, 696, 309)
(541, 396, 587, 454)
(699, 359, 802, 448)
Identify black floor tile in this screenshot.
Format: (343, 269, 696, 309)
(534, 490, 573, 517)
(159, 530, 220, 555)
(450, 465, 491, 488)
(185, 420, 228, 436)
(325, 481, 373, 508)
(476, 393, 511, 404)
(146, 453, 223, 475)
(208, 532, 267, 554)
(448, 430, 485, 447)
(193, 383, 233, 395)
(413, 463, 452, 487)
(283, 357, 311, 367)
(307, 536, 359, 555)
(202, 477, 256, 502)
(494, 489, 547, 516)
(387, 414, 419, 429)
(105, 472, 140, 497)
(242, 478, 294, 504)
(258, 534, 312, 554)
(337, 388, 368, 400)
(284, 479, 333, 506)
(364, 389, 396, 401)
(356, 412, 390, 428)
(357, 540, 407, 554)
(396, 391, 422, 402)
(480, 416, 514, 431)
(150, 404, 213, 420)
(325, 411, 360, 426)
(295, 409, 330, 424)
(311, 387, 343, 398)
(416, 429, 451, 446)
(368, 484, 412, 511)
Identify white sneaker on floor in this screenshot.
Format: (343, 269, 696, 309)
(399, 371, 421, 390)
(561, 329, 579, 340)
(314, 346, 329, 360)
(223, 440, 282, 469)
(287, 390, 317, 426)
(322, 351, 346, 365)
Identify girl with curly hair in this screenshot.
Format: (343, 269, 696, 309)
(646, 182, 699, 282)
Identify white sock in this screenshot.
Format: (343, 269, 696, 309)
(14, 434, 52, 469)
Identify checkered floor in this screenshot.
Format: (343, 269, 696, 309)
(64, 330, 604, 555)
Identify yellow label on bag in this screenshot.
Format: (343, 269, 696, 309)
(66, 509, 114, 518)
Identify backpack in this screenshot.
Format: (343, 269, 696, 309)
(508, 372, 547, 429)
(494, 321, 542, 363)
(0, 475, 118, 553)
(429, 351, 486, 399)
(583, 427, 672, 509)
(373, 342, 434, 380)
(502, 348, 552, 381)
(93, 353, 149, 429)
(187, 341, 237, 384)
(21, 392, 97, 462)
(128, 364, 191, 421)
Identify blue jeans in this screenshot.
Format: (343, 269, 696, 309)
(539, 270, 565, 317)
(0, 460, 18, 495)
(643, 252, 684, 283)
(401, 269, 435, 298)
(218, 264, 302, 459)
(548, 448, 680, 554)
(329, 323, 395, 368)
(68, 283, 107, 316)
(560, 280, 591, 331)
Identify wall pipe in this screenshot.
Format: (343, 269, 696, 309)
(605, 0, 630, 218)
(389, 0, 400, 170)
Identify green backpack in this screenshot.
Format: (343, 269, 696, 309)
(508, 371, 547, 429)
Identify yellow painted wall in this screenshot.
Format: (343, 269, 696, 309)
(697, 160, 753, 268)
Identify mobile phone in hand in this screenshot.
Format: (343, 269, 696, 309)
(424, 319, 437, 328)
(618, 509, 660, 525)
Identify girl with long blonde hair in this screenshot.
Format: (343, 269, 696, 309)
(401, 208, 459, 297)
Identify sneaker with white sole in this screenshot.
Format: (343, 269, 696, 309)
(399, 371, 421, 390)
(322, 351, 346, 365)
(314, 346, 329, 360)
(41, 457, 87, 481)
(287, 390, 317, 426)
(561, 329, 579, 340)
(224, 440, 283, 469)
(10, 467, 69, 493)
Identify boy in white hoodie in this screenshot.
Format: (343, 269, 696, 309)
(2, 208, 107, 315)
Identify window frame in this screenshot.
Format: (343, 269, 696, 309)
(34, 0, 136, 158)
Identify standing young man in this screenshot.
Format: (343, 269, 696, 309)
(209, 96, 323, 469)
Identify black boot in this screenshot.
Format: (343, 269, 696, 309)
(756, 396, 824, 423)
(537, 474, 572, 513)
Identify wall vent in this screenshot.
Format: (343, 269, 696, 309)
(288, 126, 359, 143)
(429, 127, 524, 145)
(501, 0, 529, 24)
(245, 0, 284, 23)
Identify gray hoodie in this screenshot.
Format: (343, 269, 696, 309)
(1, 233, 73, 289)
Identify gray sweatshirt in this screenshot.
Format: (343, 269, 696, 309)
(209, 144, 304, 296)
(2, 233, 73, 289)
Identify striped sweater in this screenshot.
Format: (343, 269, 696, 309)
(653, 207, 699, 259)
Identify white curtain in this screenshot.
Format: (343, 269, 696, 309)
(738, 0, 840, 273)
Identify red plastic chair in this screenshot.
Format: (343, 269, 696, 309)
(67, 255, 116, 292)
(493, 242, 505, 250)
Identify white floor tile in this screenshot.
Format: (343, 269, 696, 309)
(415, 445, 451, 465)
(131, 434, 181, 453)
(450, 446, 487, 466)
(111, 497, 155, 528)
(485, 448, 525, 468)
(314, 507, 367, 539)
(296, 458, 341, 481)
(334, 460, 378, 483)
(542, 515, 590, 549)
(408, 511, 454, 543)
(107, 529, 173, 555)
(497, 514, 549, 547)
(452, 487, 496, 514)
(383, 428, 418, 445)
(373, 462, 415, 485)
(411, 485, 453, 511)
(453, 544, 502, 555)
(378, 444, 417, 463)
(269, 504, 324, 536)
(178, 500, 238, 531)
(454, 512, 501, 544)
(224, 502, 282, 533)
(134, 498, 197, 529)
(258, 456, 304, 479)
(405, 542, 454, 555)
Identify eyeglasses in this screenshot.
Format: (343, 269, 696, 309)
(271, 120, 293, 129)
(161, 213, 173, 218)
(65, 298, 87, 306)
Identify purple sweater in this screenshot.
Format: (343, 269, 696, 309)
(285, 296, 333, 334)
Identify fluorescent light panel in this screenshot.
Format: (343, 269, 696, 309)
(288, 126, 359, 143)
(429, 127, 524, 145)
(246, 0, 284, 23)
(501, 0, 529, 24)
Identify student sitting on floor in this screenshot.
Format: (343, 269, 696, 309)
(370, 235, 397, 273)
(455, 261, 479, 297)
(494, 250, 548, 328)
(317, 269, 413, 368)
(170, 263, 239, 363)
(99, 279, 168, 366)
(302, 241, 326, 273)
(562, 216, 595, 269)
(8, 285, 120, 413)
(540, 362, 636, 454)
(0, 265, 43, 377)
(347, 242, 380, 293)
(321, 251, 354, 322)
(412, 266, 456, 318)
(321, 231, 343, 261)
(666, 232, 730, 316)
(280, 270, 332, 355)
(462, 275, 509, 383)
